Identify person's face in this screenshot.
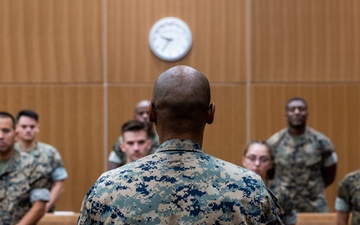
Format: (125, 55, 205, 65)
(242, 143, 273, 180)
(16, 116, 39, 142)
(286, 100, 308, 128)
(135, 105, 150, 122)
(0, 117, 16, 154)
(120, 130, 151, 163)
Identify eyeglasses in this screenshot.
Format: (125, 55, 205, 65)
(245, 155, 271, 164)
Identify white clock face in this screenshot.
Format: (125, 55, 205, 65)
(149, 17, 192, 62)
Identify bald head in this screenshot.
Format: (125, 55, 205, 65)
(150, 66, 214, 141)
(136, 100, 151, 109)
(134, 100, 151, 122)
(153, 66, 210, 115)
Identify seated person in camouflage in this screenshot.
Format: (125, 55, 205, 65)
(15, 110, 68, 212)
(243, 141, 297, 225)
(118, 120, 152, 164)
(335, 169, 360, 225)
(108, 100, 159, 170)
(267, 97, 338, 212)
(77, 65, 284, 224)
(0, 112, 50, 224)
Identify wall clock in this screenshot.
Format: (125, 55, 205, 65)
(148, 17, 192, 62)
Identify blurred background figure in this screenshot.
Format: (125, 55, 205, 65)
(0, 111, 50, 224)
(335, 169, 360, 225)
(118, 120, 152, 165)
(243, 140, 297, 225)
(267, 97, 337, 212)
(108, 100, 159, 170)
(15, 109, 68, 213)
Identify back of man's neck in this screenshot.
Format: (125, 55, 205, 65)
(159, 134, 203, 146)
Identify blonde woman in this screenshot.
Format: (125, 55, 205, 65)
(243, 141, 297, 225)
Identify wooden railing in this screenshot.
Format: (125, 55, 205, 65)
(38, 212, 339, 224)
(38, 212, 79, 225)
(297, 213, 336, 225)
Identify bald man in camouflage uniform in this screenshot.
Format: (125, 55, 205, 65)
(267, 97, 337, 212)
(78, 66, 284, 224)
(335, 169, 360, 225)
(0, 112, 50, 225)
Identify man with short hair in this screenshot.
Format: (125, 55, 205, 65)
(15, 109, 68, 213)
(78, 65, 283, 224)
(267, 97, 338, 212)
(119, 120, 152, 164)
(0, 111, 50, 224)
(108, 100, 159, 170)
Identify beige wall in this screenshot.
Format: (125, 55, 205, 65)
(1, 0, 359, 212)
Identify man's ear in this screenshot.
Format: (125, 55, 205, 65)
(149, 102, 156, 123)
(146, 140, 152, 151)
(120, 142, 126, 153)
(206, 103, 215, 124)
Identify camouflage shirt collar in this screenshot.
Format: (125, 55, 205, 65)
(1, 149, 21, 175)
(14, 141, 39, 154)
(285, 127, 310, 147)
(156, 139, 203, 153)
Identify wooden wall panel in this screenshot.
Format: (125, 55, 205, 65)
(202, 85, 247, 165)
(252, 0, 360, 82)
(250, 85, 360, 212)
(0, 0, 103, 83)
(0, 85, 104, 212)
(107, 85, 154, 158)
(107, 0, 246, 83)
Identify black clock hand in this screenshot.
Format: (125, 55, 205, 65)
(161, 36, 173, 42)
(162, 41, 171, 51)
(161, 36, 173, 51)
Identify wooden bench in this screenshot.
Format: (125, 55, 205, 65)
(38, 212, 339, 225)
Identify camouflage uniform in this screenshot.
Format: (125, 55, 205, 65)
(108, 132, 159, 167)
(78, 139, 284, 225)
(269, 185, 297, 224)
(0, 149, 50, 225)
(14, 142, 68, 211)
(335, 169, 360, 225)
(267, 127, 336, 212)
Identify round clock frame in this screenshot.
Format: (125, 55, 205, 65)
(148, 17, 193, 62)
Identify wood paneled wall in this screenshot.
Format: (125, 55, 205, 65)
(1, 0, 359, 213)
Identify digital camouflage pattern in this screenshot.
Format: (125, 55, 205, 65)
(0, 149, 49, 225)
(110, 132, 159, 167)
(15, 141, 68, 190)
(336, 169, 360, 225)
(267, 127, 335, 212)
(78, 139, 284, 225)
